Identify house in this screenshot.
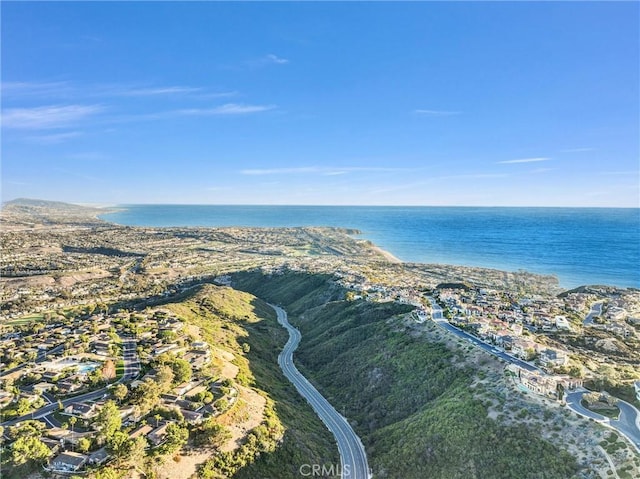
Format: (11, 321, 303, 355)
(511, 339, 538, 360)
(184, 350, 210, 369)
(129, 424, 153, 440)
(172, 381, 200, 397)
(48, 451, 89, 473)
(92, 341, 110, 356)
(539, 348, 568, 368)
(63, 401, 98, 419)
(181, 409, 203, 424)
(520, 372, 559, 397)
(42, 370, 61, 381)
(40, 437, 62, 456)
(147, 423, 170, 446)
(555, 316, 572, 330)
(88, 447, 110, 465)
(152, 344, 177, 357)
(33, 382, 56, 394)
(191, 341, 209, 351)
(0, 390, 14, 408)
(57, 377, 83, 394)
(161, 393, 179, 404)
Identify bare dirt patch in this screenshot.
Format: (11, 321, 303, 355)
(218, 386, 267, 452)
(56, 269, 112, 288)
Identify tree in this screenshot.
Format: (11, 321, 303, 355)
(11, 435, 51, 466)
(124, 435, 148, 469)
(157, 423, 188, 456)
(194, 419, 231, 448)
(106, 430, 129, 458)
(157, 365, 174, 392)
(8, 420, 45, 440)
(77, 437, 91, 453)
(68, 416, 78, 447)
(171, 359, 192, 385)
(132, 379, 160, 415)
(113, 383, 128, 403)
(90, 466, 121, 479)
(15, 398, 33, 416)
(88, 368, 104, 387)
(215, 398, 229, 412)
(94, 400, 122, 444)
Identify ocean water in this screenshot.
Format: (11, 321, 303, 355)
(100, 206, 640, 289)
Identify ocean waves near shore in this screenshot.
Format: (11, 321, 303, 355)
(100, 205, 640, 289)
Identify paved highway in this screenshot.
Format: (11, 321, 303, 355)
(272, 305, 370, 479)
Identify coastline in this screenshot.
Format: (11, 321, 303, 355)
(371, 244, 403, 264)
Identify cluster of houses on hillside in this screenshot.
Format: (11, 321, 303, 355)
(0, 306, 240, 475)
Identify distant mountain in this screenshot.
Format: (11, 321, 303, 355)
(1, 198, 111, 229)
(2, 197, 98, 210)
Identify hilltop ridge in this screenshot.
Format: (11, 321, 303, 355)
(1, 198, 110, 229)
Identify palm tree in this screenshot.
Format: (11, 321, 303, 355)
(68, 416, 77, 451)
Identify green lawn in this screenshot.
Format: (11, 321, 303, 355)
(7, 313, 44, 326)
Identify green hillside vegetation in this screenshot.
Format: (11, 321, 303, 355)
(232, 271, 579, 479)
(164, 285, 339, 478)
(232, 270, 342, 315)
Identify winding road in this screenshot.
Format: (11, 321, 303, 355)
(426, 298, 640, 454)
(272, 304, 370, 479)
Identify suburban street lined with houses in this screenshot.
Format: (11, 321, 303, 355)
(1, 336, 140, 429)
(426, 299, 640, 453)
(273, 304, 371, 479)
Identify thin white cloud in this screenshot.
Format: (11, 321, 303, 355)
(177, 103, 276, 116)
(2, 81, 234, 100)
(414, 109, 461, 116)
(242, 54, 290, 69)
(601, 170, 640, 176)
(240, 166, 416, 176)
(26, 131, 83, 143)
(242, 167, 321, 176)
(110, 86, 203, 96)
(436, 173, 509, 180)
(2, 104, 103, 129)
(1, 81, 73, 98)
(561, 147, 594, 153)
(265, 54, 289, 65)
(497, 157, 550, 164)
(4, 180, 32, 186)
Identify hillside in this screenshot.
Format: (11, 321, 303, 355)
(161, 284, 340, 479)
(231, 270, 619, 479)
(0, 198, 109, 229)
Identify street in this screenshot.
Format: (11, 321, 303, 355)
(1, 335, 139, 428)
(273, 305, 370, 479)
(428, 298, 640, 454)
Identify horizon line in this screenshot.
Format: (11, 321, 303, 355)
(3, 198, 638, 210)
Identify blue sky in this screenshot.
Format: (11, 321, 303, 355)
(1, 2, 638, 206)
